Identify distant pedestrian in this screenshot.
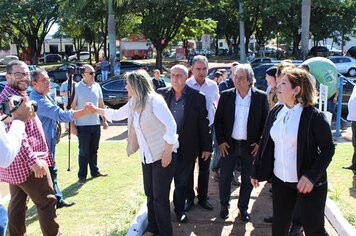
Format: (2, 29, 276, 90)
(114, 59, 121, 76)
(151, 69, 166, 91)
(343, 85, 356, 170)
(100, 57, 110, 81)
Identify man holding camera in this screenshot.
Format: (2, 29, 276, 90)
(71, 64, 108, 184)
(0, 96, 34, 236)
(30, 68, 93, 208)
(0, 60, 60, 235)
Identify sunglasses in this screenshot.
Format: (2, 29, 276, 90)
(85, 72, 95, 75)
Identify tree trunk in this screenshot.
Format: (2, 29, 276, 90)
(301, 0, 311, 60)
(155, 48, 163, 72)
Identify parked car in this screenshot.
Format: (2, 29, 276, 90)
(250, 58, 280, 68)
(39, 54, 62, 63)
(328, 56, 356, 77)
(100, 76, 128, 108)
(95, 61, 149, 82)
(68, 52, 91, 62)
(47, 63, 83, 83)
(0, 55, 19, 65)
(207, 63, 231, 80)
(0, 72, 5, 81)
(346, 46, 356, 59)
(309, 46, 329, 57)
(325, 45, 342, 56)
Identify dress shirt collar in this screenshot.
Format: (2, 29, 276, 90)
(190, 76, 207, 86)
(236, 87, 252, 100)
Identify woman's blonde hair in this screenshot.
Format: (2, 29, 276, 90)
(282, 67, 318, 106)
(126, 69, 155, 112)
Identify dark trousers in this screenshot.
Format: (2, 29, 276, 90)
(142, 157, 176, 236)
(272, 176, 328, 236)
(173, 154, 195, 214)
(352, 121, 356, 165)
(8, 172, 60, 236)
(49, 165, 63, 203)
(77, 125, 100, 179)
(219, 140, 253, 211)
(187, 153, 211, 202)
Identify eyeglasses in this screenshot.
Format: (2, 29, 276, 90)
(85, 72, 95, 75)
(9, 72, 30, 79)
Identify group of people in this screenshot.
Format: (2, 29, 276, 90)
(85, 55, 336, 236)
(1, 53, 354, 236)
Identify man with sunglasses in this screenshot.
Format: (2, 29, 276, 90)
(71, 64, 108, 184)
(0, 60, 61, 235)
(30, 68, 93, 208)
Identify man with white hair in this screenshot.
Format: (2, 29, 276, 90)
(157, 64, 212, 222)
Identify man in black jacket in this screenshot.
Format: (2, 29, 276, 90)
(157, 65, 212, 223)
(214, 63, 268, 222)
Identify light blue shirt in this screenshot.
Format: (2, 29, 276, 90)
(72, 81, 103, 126)
(30, 90, 75, 159)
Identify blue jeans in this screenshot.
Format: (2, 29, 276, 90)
(101, 70, 109, 81)
(0, 205, 7, 236)
(76, 125, 101, 179)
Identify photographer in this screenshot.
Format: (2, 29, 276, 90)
(0, 60, 60, 236)
(0, 97, 33, 236)
(30, 68, 93, 208)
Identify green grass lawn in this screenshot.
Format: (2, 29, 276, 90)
(328, 143, 356, 226)
(25, 141, 145, 236)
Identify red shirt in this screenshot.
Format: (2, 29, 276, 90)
(0, 84, 53, 184)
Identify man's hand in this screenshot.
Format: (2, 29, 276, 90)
(251, 178, 260, 188)
(8, 97, 34, 123)
(250, 143, 259, 157)
(84, 102, 97, 114)
(219, 142, 230, 157)
(31, 160, 48, 178)
(297, 176, 314, 194)
(201, 151, 211, 161)
(102, 120, 109, 129)
(161, 150, 172, 168)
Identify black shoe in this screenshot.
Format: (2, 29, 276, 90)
(342, 164, 356, 170)
(176, 213, 187, 223)
(220, 206, 229, 219)
(264, 215, 273, 223)
(92, 172, 108, 178)
(239, 210, 250, 222)
(77, 178, 86, 184)
(57, 200, 75, 209)
(184, 200, 194, 212)
(198, 199, 213, 210)
(289, 224, 303, 236)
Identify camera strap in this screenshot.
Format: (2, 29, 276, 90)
(0, 105, 20, 121)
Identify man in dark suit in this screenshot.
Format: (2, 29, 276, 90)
(214, 63, 268, 222)
(157, 64, 212, 223)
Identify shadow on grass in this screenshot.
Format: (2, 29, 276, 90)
(350, 170, 356, 198)
(25, 180, 88, 226)
(107, 130, 128, 141)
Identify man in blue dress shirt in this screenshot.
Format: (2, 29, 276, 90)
(30, 68, 92, 208)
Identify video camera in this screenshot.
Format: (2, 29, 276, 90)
(67, 64, 85, 75)
(0, 95, 37, 116)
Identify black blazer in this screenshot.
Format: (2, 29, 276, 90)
(214, 87, 269, 153)
(252, 105, 335, 185)
(157, 86, 212, 160)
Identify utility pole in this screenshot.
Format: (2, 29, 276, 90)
(239, 1, 246, 63)
(108, 0, 116, 76)
(301, 0, 311, 60)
